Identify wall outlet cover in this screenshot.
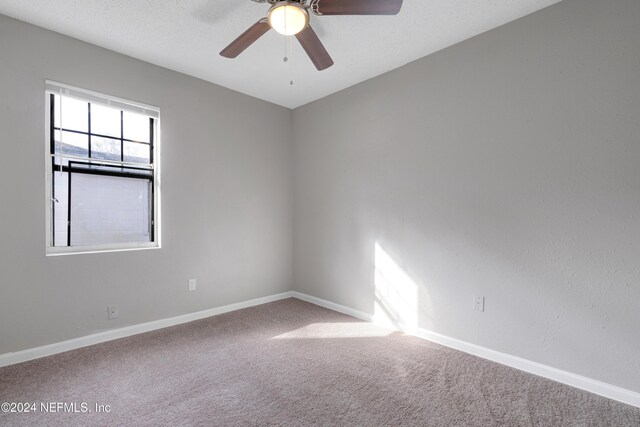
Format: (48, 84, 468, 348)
(107, 306, 119, 320)
(189, 279, 196, 291)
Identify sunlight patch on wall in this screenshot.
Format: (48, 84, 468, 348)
(374, 242, 418, 332)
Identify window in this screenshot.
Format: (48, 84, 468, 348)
(45, 82, 160, 255)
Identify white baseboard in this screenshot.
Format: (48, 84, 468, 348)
(291, 291, 373, 322)
(0, 291, 294, 368)
(291, 291, 640, 409)
(2, 289, 638, 409)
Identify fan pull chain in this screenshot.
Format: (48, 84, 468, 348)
(283, 30, 288, 63)
(283, 4, 288, 63)
(289, 35, 294, 86)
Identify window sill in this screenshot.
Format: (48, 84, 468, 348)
(46, 242, 160, 256)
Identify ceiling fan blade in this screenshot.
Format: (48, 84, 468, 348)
(312, 0, 403, 15)
(220, 20, 270, 58)
(295, 25, 334, 71)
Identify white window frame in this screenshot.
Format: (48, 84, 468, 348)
(44, 81, 161, 256)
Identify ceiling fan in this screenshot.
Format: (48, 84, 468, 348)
(220, 0, 404, 71)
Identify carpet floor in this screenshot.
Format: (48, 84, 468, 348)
(0, 298, 638, 426)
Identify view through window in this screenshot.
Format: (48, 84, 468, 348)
(46, 83, 159, 252)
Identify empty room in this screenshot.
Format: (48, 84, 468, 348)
(0, 0, 639, 425)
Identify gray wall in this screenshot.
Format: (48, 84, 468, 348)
(0, 15, 293, 354)
(293, 0, 640, 392)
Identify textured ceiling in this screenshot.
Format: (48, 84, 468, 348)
(0, 0, 561, 108)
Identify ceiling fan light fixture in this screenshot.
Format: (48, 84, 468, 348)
(221, 0, 403, 71)
(268, 2, 309, 36)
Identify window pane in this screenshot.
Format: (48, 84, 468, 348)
(123, 141, 150, 164)
(53, 94, 61, 128)
(69, 173, 151, 246)
(48, 85, 159, 251)
(52, 170, 69, 247)
(60, 96, 88, 132)
(91, 103, 121, 138)
(123, 111, 149, 142)
(92, 136, 121, 162)
(55, 131, 88, 159)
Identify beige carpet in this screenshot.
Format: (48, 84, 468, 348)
(0, 298, 638, 426)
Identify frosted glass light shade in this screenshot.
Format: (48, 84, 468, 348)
(268, 3, 309, 36)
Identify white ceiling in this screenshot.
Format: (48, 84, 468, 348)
(0, 0, 560, 109)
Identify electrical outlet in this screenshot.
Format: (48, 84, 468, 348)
(473, 296, 485, 312)
(188, 279, 196, 292)
(107, 306, 119, 320)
